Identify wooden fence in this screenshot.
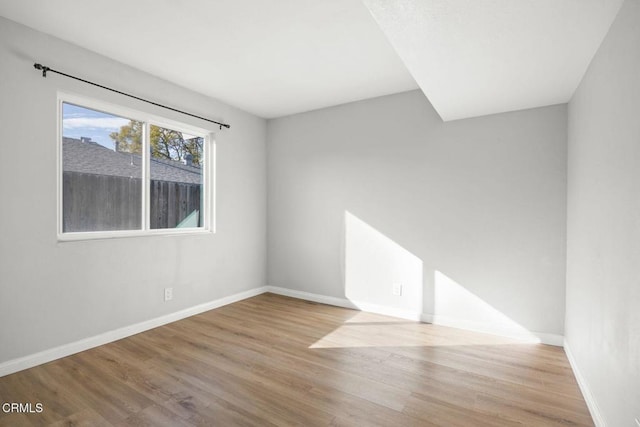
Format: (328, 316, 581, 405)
(149, 179, 201, 229)
(63, 172, 201, 232)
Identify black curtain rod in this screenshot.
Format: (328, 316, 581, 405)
(33, 63, 230, 130)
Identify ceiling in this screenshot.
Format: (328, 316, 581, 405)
(0, 0, 624, 121)
(363, 0, 624, 121)
(0, 0, 418, 119)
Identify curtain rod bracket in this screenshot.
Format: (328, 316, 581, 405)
(32, 62, 231, 130)
(34, 63, 50, 77)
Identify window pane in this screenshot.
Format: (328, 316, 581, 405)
(149, 125, 203, 229)
(62, 103, 142, 232)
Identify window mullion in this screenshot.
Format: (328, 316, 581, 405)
(142, 122, 150, 231)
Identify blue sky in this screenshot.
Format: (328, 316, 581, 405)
(62, 103, 131, 151)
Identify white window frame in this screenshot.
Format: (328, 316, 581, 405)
(57, 92, 216, 241)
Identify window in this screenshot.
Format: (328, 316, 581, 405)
(59, 94, 213, 240)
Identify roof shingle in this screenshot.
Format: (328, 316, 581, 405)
(62, 137, 202, 185)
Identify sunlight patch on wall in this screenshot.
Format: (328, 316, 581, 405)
(344, 211, 423, 316)
(433, 270, 540, 343)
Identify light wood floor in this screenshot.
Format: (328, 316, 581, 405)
(0, 293, 593, 426)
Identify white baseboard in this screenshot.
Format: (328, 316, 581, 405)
(564, 339, 606, 427)
(266, 286, 423, 321)
(0, 286, 268, 378)
(348, 300, 423, 321)
(265, 286, 357, 310)
(421, 313, 564, 346)
(267, 287, 562, 345)
(0, 284, 565, 378)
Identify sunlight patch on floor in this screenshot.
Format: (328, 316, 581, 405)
(309, 310, 523, 349)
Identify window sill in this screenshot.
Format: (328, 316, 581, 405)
(57, 228, 214, 243)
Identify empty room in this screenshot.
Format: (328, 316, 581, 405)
(0, 0, 638, 426)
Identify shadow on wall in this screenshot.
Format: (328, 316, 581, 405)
(343, 210, 542, 343)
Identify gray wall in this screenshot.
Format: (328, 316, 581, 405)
(267, 90, 567, 338)
(566, 0, 640, 424)
(0, 17, 266, 364)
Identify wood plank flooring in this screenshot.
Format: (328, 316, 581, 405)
(0, 293, 593, 426)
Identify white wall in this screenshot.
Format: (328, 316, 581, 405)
(267, 90, 567, 340)
(0, 17, 266, 365)
(566, 0, 640, 424)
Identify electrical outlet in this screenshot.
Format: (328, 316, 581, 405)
(392, 283, 402, 296)
(164, 287, 173, 301)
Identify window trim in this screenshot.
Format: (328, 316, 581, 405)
(57, 92, 216, 242)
